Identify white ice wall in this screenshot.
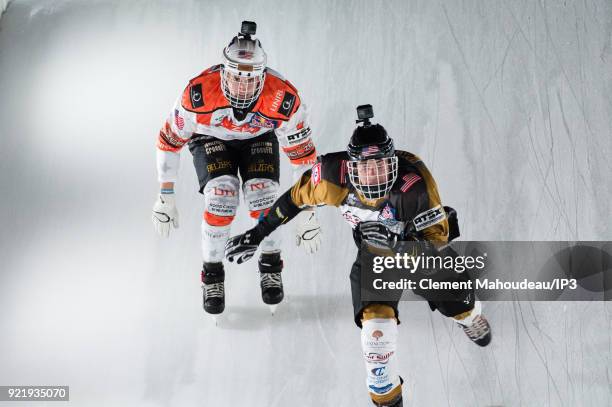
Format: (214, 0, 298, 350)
(0, 1, 610, 407)
(0, 1, 10, 16)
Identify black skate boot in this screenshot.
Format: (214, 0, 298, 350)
(460, 314, 492, 347)
(201, 262, 225, 315)
(372, 395, 402, 407)
(258, 252, 284, 309)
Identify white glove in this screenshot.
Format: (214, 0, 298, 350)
(152, 193, 179, 238)
(294, 209, 322, 254)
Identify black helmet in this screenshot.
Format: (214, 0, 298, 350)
(347, 105, 395, 161)
(346, 105, 398, 199)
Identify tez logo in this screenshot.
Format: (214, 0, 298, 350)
(372, 330, 383, 340)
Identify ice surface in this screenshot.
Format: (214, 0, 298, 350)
(0, 1, 10, 16)
(0, 0, 610, 406)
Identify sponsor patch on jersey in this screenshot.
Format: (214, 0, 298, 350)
(190, 84, 204, 108)
(378, 203, 397, 227)
(413, 205, 446, 231)
(286, 127, 311, 144)
(249, 114, 276, 129)
(278, 92, 296, 116)
(282, 140, 315, 161)
(400, 173, 422, 192)
(311, 162, 322, 185)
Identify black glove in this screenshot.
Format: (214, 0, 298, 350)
(225, 227, 266, 264)
(357, 221, 400, 247)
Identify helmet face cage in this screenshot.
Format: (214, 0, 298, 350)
(221, 68, 265, 109)
(347, 156, 398, 199)
(221, 36, 267, 109)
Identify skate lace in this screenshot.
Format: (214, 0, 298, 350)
(204, 282, 224, 298)
(260, 272, 282, 289)
(462, 315, 490, 340)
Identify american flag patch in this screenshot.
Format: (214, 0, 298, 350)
(400, 173, 421, 192)
(379, 203, 395, 220)
(174, 109, 184, 130)
(311, 163, 322, 186)
(362, 145, 380, 157)
(339, 160, 348, 184)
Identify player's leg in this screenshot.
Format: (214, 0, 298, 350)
(425, 269, 492, 346)
(189, 137, 240, 315)
(431, 297, 491, 347)
(351, 255, 404, 407)
(238, 132, 284, 308)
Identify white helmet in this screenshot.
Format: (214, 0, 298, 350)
(221, 21, 267, 109)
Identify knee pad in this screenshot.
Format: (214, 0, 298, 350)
(361, 310, 401, 404)
(203, 175, 240, 226)
(453, 299, 482, 326)
(242, 178, 279, 220)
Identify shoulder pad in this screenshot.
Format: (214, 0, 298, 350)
(181, 65, 228, 113)
(314, 152, 350, 186)
(264, 67, 286, 81)
(396, 150, 423, 166)
(256, 72, 301, 121)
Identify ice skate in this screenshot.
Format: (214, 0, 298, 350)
(258, 252, 284, 306)
(201, 262, 225, 315)
(459, 314, 491, 347)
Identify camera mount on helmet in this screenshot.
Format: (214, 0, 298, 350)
(356, 104, 374, 126)
(240, 21, 257, 37)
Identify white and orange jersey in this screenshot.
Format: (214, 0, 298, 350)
(156, 65, 316, 183)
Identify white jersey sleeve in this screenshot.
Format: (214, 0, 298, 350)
(156, 94, 196, 183)
(275, 102, 317, 182)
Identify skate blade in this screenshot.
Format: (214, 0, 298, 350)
(268, 305, 278, 315)
(211, 315, 220, 326)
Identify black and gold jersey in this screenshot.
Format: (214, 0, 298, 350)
(289, 150, 448, 242)
(257, 150, 449, 243)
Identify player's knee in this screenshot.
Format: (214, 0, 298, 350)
(203, 175, 240, 226)
(242, 178, 279, 219)
(361, 304, 396, 322)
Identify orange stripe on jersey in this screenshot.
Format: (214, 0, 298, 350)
(157, 122, 188, 152)
(203, 212, 234, 226)
(282, 140, 316, 165)
(290, 150, 317, 165)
